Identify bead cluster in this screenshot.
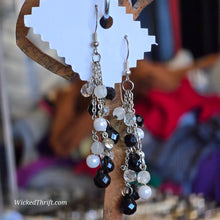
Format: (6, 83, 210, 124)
(114, 110, 152, 215)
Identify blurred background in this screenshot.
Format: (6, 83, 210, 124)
(0, 0, 220, 219)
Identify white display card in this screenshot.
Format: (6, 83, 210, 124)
(24, 0, 157, 86)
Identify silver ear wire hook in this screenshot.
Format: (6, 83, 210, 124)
(125, 35, 129, 62)
(94, 5, 99, 44)
(95, 5, 98, 34)
(104, 0, 110, 19)
(124, 35, 131, 77)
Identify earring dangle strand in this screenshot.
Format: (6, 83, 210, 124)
(81, 5, 118, 189)
(113, 35, 152, 215)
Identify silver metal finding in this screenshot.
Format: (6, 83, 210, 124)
(104, 0, 110, 19)
(125, 35, 129, 63)
(95, 5, 98, 34)
(124, 35, 131, 75)
(121, 185, 133, 197)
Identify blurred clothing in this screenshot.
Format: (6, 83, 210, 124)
(192, 151, 220, 202)
(143, 117, 220, 196)
(135, 78, 220, 139)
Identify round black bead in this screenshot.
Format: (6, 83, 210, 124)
(106, 125, 119, 144)
(120, 194, 137, 215)
(128, 153, 142, 172)
(94, 169, 111, 188)
(124, 134, 137, 147)
(130, 185, 140, 201)
(136, 114, 144, 127)
(106, 87, 116, 100)
(101, 156, 114, 173)
(88, 103, 98, 116)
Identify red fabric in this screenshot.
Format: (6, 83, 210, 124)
(169, 0, 182, 52)
(74, 160, 99, 177)
(160, 181, 183, 195)
(135, 78, 220, 139)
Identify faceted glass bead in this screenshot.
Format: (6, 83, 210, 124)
(113, 107, 125, 120)
(106, 87, 116, 100)
(130, 184, 140, 201)
(94, 169, 111, 188)
(106, 126, 119, 144)
(91, 142, 105, 155)
(128, 153, 142, 172)
(94, 85, 107, 98)
(123, 169, 137, 182)
(137, 171, 151, 184)
(103, 138, 115, 151)
(136, 114, 144, 127)
(101, 156, 114, 173)
(88, 103, 98, 116)
(124, 134, 137, 147)
(136, 128, 144, 140)
(124, 112, 136, 126)
(81, 82, 94, 97)
(120, 195, 137, 215)
(102, 106, 110, 117)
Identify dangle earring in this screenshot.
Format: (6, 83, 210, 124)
(113, 35, 152, 215)
(81, 5, 119, 189)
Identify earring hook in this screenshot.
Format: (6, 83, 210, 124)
(124, 35, 131, 78)
(104, 0, 110, 19)
(124, 35, 129, 63)
(95, 5, 98, 34)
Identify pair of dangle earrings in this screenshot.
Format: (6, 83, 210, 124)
(81, 5, 152, 216)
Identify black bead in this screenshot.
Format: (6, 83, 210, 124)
(106, 87, 116, 100)
(106, 125, 119, 144)
(101, 156, 114, 173)
(128, 153, 142, 172)
(88, 103, 98, 116)
(136, 114, 144, 127)
(130, 185, 140, 201)
(94, 169, 111, 188)
(124, 134, 137, 147)
(120, 194, 137, 215)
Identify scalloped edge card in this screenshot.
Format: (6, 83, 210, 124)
(24, 0, 157, 86)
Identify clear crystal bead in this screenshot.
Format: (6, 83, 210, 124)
(91, 141, 105, 155)
(124, 112, 136, 126)
(102, 106, 110, 116)
(80, 82, 94, 97)
(123, 169, 137, 182)
(103, 138, 115, 150)
(137, 171, 151, 184)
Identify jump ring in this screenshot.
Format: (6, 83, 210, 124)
(122, 80, 134, 91)
(121, 185, 133, 196)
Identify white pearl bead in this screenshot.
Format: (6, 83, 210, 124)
(137, 171, 151, 184)
(94, 85, 107, 98)
(113, 107, 125, 120)
(93, 118, 107, 131)
(86, 154, 100, 168)
(91, 142, 105, 155)
(138, 185, 152, 200)
(137, 128, 144, 139)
